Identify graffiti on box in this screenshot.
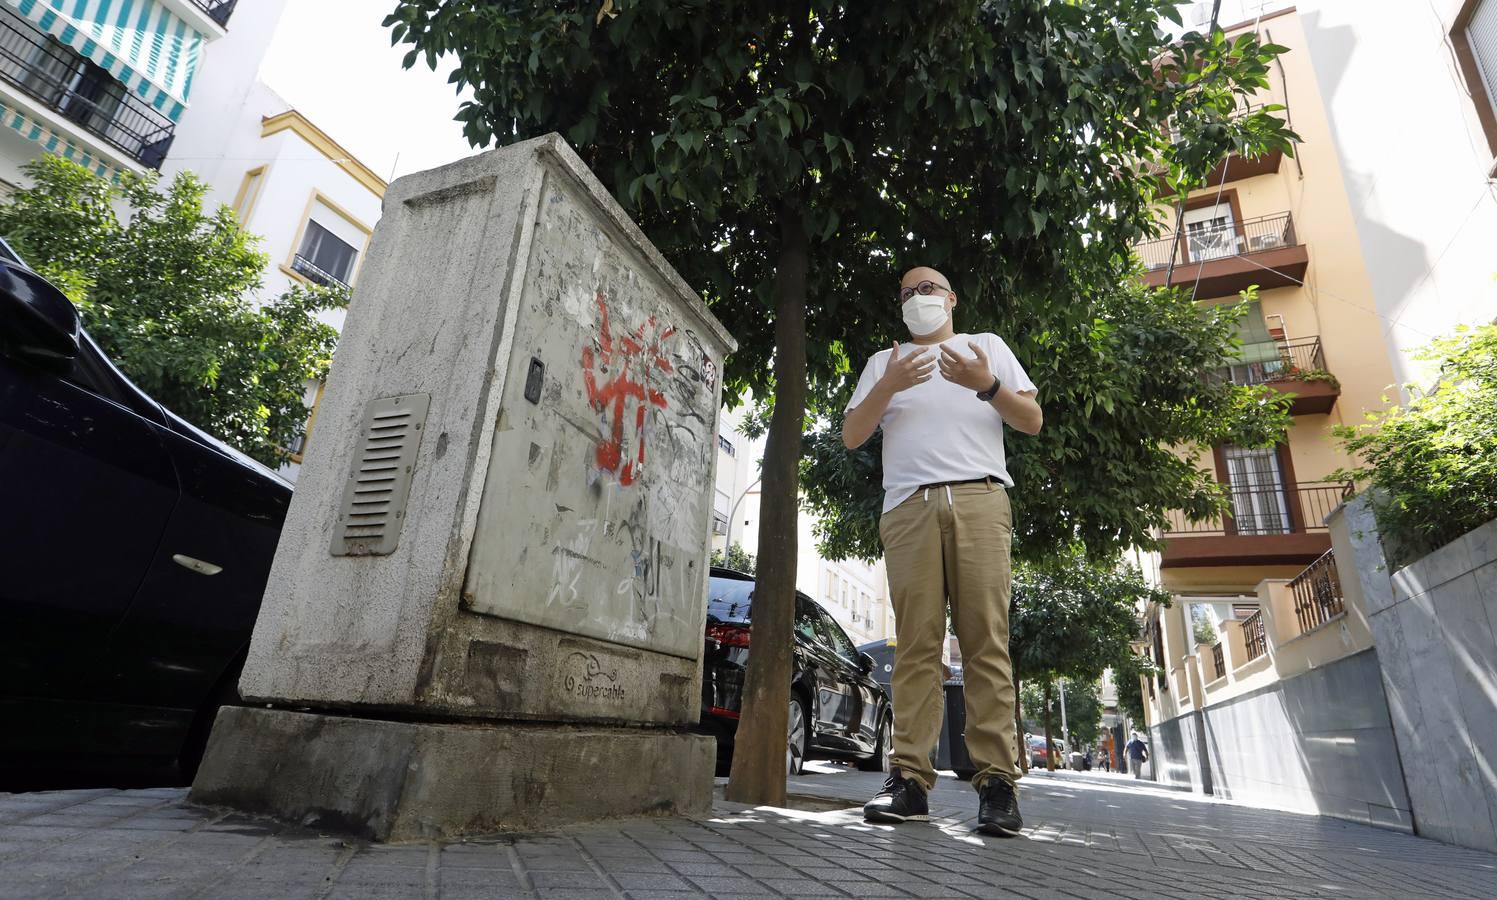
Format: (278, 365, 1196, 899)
(581, 291, 674, 486)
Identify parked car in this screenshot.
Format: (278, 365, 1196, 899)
(1027, 735, 1066, 770)
(0, 244, 292, 785)
(699, 568, 893, 776)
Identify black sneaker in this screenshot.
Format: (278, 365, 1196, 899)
(976, 778, 1023, 836)
(863, 768, 929, 823)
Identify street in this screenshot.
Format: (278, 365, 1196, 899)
(5, 766, 1496, 899)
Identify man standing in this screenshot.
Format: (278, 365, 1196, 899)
(842, 267, 1042, 837)
(1126, 732, 1149, 780)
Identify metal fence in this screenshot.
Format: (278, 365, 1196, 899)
(1243, 609, 1267, 661)
(1211, 642, 1225, 680)
(0, 10, 175, 168)
(292, 254, 351, 290)
(1164, 480, 1353, 536)
(1211, 336, 1329, 387)
(1137, 211, 1298, 271)
(190, 0, 238, 27)
(1290, 549, 1345, 634)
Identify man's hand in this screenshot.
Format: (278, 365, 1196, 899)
(842, 341, 934, 448)
(878, 341, 936, 393)
(939, 341, 995, 392)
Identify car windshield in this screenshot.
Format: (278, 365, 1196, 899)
(706, 577, 753, 625)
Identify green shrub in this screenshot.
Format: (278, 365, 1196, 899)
(1334, 324, 1497, 563)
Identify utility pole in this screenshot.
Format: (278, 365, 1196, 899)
(725, 476, 762, 549)
(1058, 678, 1071, 752)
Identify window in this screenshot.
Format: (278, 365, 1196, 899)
(233, 167, 266, 226)
(794, 598, 820, 643)
(1219, 299, 1284, 382)
(286, 193, 372, 291)
(1182, 202, 1237, 262)
(718, 434, 736, 456)
(711, 489, 729, 535)
(815, 606, 861, 664)
(1223, 445, 1292, 535)
(287, 381, 325, 464)
(293, 220, 357, 288)
(1455, 0, 1497, 158)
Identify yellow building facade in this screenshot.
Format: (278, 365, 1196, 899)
(1138, 8, 1398, 737)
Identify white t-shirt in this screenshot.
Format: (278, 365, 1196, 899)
(846, 332, 1037, 513)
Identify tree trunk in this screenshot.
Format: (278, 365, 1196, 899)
(1042, 678, 1055, 772)
(1014, 671, 1028, 775)
(724, 206, 809, 806)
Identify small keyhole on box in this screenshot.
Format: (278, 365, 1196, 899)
(524, 356, 545, 404)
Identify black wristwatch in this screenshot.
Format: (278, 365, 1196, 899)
(976, 377, 1001, 402)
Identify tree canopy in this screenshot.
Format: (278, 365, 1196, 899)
(386, 0, 1295, 803)
(1009, 550, 1169, 768)
(0, 155, 346, 467)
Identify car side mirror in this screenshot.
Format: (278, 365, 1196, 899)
(0, 261, 79, 374)
(858, 652, 875, 674)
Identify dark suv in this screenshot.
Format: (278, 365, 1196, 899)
(700, 568, 892, 775)
(0, 244, 291, 785)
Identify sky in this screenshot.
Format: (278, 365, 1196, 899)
(258, 0, 476, 181)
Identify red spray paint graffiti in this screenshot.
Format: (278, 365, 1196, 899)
(581, 291, 674, 486)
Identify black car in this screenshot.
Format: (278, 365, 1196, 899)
(0, 246, 292, 785)
(699, 567, 893, 775)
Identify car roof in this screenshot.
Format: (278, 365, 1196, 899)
(707, 568, 819, 608)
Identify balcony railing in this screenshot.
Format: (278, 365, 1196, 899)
(1210, 337, 1329, 387)
(1290, 549, 1345, 634)
(291, 254, 351, 290)
(1243, 609, 1267, 661)
(1210, 642, 1225, 680)
(0, 11, 175, 168)
(1137, 212, 1298, 272)
(190, 0, 238, 27)
(1164, 480, 1353, 537)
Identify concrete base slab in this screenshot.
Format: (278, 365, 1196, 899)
(189, 706, 713, 842)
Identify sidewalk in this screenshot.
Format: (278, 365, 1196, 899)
(4, 768, 1496, 899)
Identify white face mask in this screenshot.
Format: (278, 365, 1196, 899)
(901, 293, 949, 337)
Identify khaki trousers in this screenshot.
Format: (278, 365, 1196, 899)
(881, 480, 1019, 792)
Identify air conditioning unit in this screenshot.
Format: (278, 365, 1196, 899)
(711, 514, 728, 535)
(1248, 232, 1285, 252)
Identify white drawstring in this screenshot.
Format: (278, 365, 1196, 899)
(945, 485, 953, 509)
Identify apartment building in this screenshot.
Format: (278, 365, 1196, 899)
(1135, 7, 1414, 825)
(0, 0, 237, 193)
(736, 486, 895, 649)
(1298, 0, 1497, 386)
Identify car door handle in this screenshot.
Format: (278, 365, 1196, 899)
(172, 554, 223, 576)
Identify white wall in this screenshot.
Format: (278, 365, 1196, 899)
(1299, 0, 1497, 387)
(160, 0, 289, 195)
(734, 466, 894, 649)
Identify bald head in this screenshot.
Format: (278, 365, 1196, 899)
(900, 266, 951, 294)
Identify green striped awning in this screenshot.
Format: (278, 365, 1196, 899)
(0, 95, 123, 180)
(9, 0, 205, 122)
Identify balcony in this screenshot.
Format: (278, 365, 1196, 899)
(189, 0, 239, 27)
(1209, 336, 1340, 415)
(1289, 550, 1345, 634)
(0, 12, 174, 168)
(1137, 212, 1309, 300)
(291, 253, 351, 290)
(1242, 609, 1267, 661)
(1150, 105, 1287, 196)
(1161, 479, 1354, 568)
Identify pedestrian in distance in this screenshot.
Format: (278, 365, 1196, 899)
(1126, 732, 1149, 780)
(843, 267, 1042, 837)
(1099, 748, 1110, 773)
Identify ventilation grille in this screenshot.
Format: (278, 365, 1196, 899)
(330, 393, 430, 557)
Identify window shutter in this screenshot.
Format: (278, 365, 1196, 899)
(1471, 0, 1497, 113)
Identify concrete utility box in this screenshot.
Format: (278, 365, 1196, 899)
(190, 135, 735, 841)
